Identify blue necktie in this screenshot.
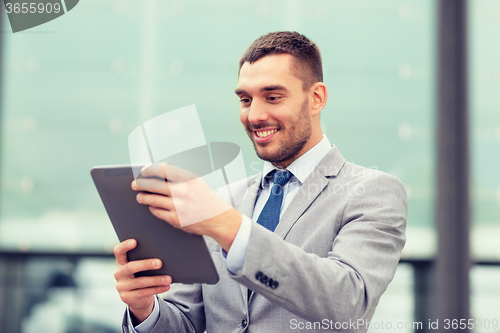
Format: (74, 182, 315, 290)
(256, 170, 293, 232)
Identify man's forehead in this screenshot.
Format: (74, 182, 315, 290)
(239, 54, 294, 75)
(236, 54, 300, 93)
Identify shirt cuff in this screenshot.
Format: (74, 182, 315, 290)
(223, 214, 252, 274)
(127, 295, 160, 333)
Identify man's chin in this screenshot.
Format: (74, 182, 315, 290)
(255, 148, 285, 165)
(254, 148, 276, 163)
(252, 141, 295, 164)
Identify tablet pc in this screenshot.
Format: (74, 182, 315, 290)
(91, 165, 219, 284)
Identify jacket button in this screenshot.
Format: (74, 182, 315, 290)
(255, 271, 263, 280)
(271, 280, 279, 289)
(241, 318, 248, 328)
(267, 278, 274, 287)
(260, 274, 268, 284)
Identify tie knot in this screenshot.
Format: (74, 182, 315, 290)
(273, 169, 292, 186)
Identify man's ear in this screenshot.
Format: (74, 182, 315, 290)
(309, 82, 328, 116)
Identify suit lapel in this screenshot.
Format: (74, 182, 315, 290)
(274, 145, 346, 239)
(273, 170, 329, 239)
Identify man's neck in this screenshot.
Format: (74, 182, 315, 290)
(271, 132, 324, 169)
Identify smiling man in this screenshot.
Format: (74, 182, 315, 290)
(236, 51, 323, 168)
(114, 31, 407, 333)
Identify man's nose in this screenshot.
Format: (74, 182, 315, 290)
(247, 100, 269, 124)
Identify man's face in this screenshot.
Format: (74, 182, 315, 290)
(235, 54, 314, 168)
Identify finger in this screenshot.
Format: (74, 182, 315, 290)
(149, 206, 180, 227)
(120, 285, 171, 304)
(139, 162, 166, 180)
(163, 163, 197, 183)
(141, 162, 196, 184)
(136, 192, 175, 210)
(114, 239, 137, 266)
(115, 258, 163, 280)
(117, 275, 172, 293)
(140, 163, 152, 174)
(133, 178, 171, 195)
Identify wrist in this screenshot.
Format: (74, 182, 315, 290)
(209, 208, 242, 252)
(130, 301, 154, 325)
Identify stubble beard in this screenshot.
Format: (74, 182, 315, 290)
(249, 98, 312, 165)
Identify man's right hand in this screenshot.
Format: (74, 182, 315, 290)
(114, 239, 172, 324)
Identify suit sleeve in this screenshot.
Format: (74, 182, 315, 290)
(121, 283, 205, 333)
(230, 172, 407, 324)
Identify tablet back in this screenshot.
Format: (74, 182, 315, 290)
(91, 165, 219, 284)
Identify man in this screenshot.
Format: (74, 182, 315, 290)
(114, 31, 407, 333)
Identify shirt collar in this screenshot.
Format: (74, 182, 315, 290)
(261, 135, 332, 187)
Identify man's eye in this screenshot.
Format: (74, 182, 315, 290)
(267, 96, 280, 101)
(240, 98, 251, 104)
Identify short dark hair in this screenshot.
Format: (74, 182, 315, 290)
(239, 31, 323, 90)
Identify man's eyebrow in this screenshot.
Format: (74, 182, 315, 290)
(234, 85, 288, 95)
(261, 85, 287, 92)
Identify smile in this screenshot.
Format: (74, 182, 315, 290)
(255, 129, 278, 138)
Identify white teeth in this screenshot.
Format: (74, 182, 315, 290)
(256, 129, 278, 138)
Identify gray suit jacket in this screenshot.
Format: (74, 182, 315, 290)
(122, 145, 407, 333)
